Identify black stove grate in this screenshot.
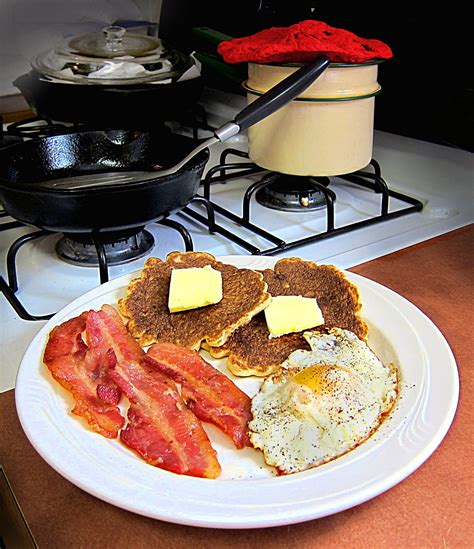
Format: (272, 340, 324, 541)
(4, 115, 70, 139)
(180, 149, 424, 256)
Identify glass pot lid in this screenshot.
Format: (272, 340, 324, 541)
(31, 26, 194, 85)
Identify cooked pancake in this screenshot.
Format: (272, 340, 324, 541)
(207, 258, 368, 377)
(119, 252, 271, 350)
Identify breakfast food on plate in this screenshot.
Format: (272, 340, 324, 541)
(43, 253, 398, 479)
(43, 311, 125, 439)
(146, 342, 252, 449)
(208, 258, 368, 377)
(248, 327, 398, 474)
(43, 303, 262, 478)
(88, 305, 221, 478)
(42, 306, 208, 478)
(119, 251, 271, 349)
(217, 20, 393, 65)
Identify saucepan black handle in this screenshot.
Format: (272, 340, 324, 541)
(234, 56, 330, 133)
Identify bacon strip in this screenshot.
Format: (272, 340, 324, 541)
(43, 312, 124, 439)
(146, 343, 252, 448)
(88, 305, 221, 479)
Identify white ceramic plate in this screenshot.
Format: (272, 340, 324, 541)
(15, 256, 459, 529)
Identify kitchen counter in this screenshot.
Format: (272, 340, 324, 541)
(1, 225, 473, 547)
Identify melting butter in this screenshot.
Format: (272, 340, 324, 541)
(264, 295, 324, 337)
(168, 265, 223, 312)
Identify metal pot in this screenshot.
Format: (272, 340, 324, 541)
(14, 25, 203, 126)
(244, 61, 384, 176)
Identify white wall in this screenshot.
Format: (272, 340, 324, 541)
(0, 0, 162, 98)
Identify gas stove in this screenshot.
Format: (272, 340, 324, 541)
(1, 94, 472, 391)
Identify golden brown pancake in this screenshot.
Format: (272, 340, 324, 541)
(119, 252, 271, 350)
(207, 258, 368, 377)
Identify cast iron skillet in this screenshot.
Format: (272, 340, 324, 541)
(0, 128, 208, 233)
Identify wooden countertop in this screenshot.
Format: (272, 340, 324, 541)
(1, 225, 473, 548)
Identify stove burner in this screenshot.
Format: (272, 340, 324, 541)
(255, 173, 331, 211)
(0, 215, 198, 320)
(56, 229, 155, 267)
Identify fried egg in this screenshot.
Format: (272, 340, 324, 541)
(248, 327, 398, 474)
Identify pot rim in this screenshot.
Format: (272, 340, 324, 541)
(24, 68, 202, 89)
(242, 82, 382, 102)
(250, 59, 387, 69)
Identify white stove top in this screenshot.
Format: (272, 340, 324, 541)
(1, 129, 473, 392)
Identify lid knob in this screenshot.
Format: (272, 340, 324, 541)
(102, 26, 126, 51)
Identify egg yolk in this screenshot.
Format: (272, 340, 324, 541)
(292, 365, 335, 392)
(292, 364, 357, 396)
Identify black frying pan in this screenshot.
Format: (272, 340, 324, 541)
(14, 70, 204, 127)
(0, 128, 208, 233)
(0, 57, 330, 234)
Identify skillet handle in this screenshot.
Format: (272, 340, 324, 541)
(235, 56, 330, 132)
(214, 56, 330, 142)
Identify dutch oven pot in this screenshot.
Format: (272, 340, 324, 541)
(0, 57, 330, 234)
(13, 25, 203, 126)
(244, 60, 384, 176)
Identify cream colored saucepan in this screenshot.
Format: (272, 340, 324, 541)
(243, 61, 384, 176)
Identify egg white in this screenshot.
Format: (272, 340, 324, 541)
(248, 327, 398, 474)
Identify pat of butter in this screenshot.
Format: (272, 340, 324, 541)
(264, 295, 324, 337)
(168, 265, 223, 313)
